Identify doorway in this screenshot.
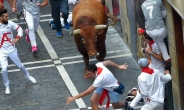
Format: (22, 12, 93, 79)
(173, 8, 184, 110)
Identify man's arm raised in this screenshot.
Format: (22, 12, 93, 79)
(102, 60, 128, 70)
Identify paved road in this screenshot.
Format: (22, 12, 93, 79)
(0, 2, 143, 110)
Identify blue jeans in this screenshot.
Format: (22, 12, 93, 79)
(49, 0, 69, 32)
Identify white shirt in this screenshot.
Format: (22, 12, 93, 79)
(92, 62, 119, 91)
(138, 69, 171, 103)
(0, 20, 23, 53)
(148, 43, 165, 74)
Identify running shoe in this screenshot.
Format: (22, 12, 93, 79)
(15, 11, 23, 21)
(51, 24, 56, 30)
(32, 46, 38, 57)
(28, 76, 37, 84)
(56, 31, 62, 37)
(49, 19, 54, 26)
(64, 21, 70, 30)
(5, 86, 10, 95)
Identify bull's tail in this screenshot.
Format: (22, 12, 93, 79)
(107, 13, 117, 26)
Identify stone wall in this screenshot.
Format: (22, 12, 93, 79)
(164, 0, 181, 109)
(118, 0, 131, 50)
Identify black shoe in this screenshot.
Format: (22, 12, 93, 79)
(15, 11, 23, 21)
(128, 106, 134, 110)
(138, 98, 144, 104)
(126, 96, 135, 102)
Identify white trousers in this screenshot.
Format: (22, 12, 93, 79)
(141, 100, 163, 110)
(146, 27, 170, 61)
(24, 9, 40, 47)
(0, 48, 30, 87)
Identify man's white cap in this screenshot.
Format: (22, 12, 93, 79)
(138, 58, 148, 67)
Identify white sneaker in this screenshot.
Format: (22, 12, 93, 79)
(5, 87, 10, 95)
(28, 76, 37, 84)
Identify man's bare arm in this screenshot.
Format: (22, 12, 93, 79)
(66, 86, 96, 104)
(7, 0, 13, 8)
(12, 0, 17, 13)
(37, 0, 49, 7)
(102, 60, 128, 70)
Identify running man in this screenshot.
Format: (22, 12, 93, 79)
(12, 0, 49, 57)
(49, 0, 70, 37)
(0, 9, 36, 95)
(128, 58, 171, 110)
(66, 60, 128, 109)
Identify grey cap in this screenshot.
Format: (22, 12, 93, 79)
(138, 58, 148, 67)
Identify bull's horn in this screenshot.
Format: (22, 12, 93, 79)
(94, 25, 107, 30)
(72, 29, 81, 35)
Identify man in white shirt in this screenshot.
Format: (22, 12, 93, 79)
(0, 9, 36, 95)
(126, 31, 165, 107)
(141, 31, 165, 74)
(128, 58, 171, 110)
(66, 60, 128, 109)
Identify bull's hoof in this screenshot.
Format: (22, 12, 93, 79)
(96, 55, 104, 61)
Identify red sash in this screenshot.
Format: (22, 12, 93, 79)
(0, 32, 12, 48)
(97, 67, 110, 110)
(99, 89, 110, 110)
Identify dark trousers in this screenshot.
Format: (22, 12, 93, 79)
(49, 0, 69, 32)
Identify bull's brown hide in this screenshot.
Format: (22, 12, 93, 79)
(71, 0, 116, 77)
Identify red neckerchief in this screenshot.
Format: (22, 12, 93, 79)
(142, 67, 154, 74)
(97, 67, 110, 110)
(148, 40, 154, 50)
(0, 32, 12, 48)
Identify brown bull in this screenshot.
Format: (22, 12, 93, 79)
(71, 0, 117, 77)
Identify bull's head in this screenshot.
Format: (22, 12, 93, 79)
(71, 25, 107, 57)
